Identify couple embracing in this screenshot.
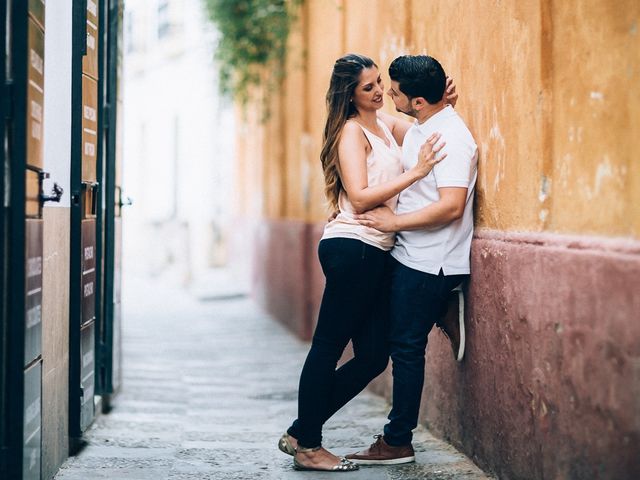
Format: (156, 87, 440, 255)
(279, 53, 478, 472)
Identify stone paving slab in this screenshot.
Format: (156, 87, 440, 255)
(54, 272, 492, 480)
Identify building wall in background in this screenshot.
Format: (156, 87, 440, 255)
(235, 1, 640, 478)
(41, 3, 73, 477)
(238, 0, 639, 234)
(123, 0, 235, 284)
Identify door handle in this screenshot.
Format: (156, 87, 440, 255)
(41, 183, 64, 203)
(81, 181, 99, 217)
(39, 171, 64, 203)
(116, 186, 133, 208)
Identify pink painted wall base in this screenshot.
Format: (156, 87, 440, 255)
(419, 230, 640, 479)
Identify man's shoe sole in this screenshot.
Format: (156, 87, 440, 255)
(349, 456, 415, 465)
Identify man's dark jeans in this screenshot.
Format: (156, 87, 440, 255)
(288, 238, 392, 448)
(383, 257, 468, 446)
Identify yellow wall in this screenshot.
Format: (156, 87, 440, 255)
(550, 1, 640, 235)
(235, 0, 640, 238)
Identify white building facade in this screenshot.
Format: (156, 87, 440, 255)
(123, 0, 235, 282)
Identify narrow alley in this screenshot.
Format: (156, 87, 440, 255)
(2, 2, 638, 479)
(52, 272, 490, 480)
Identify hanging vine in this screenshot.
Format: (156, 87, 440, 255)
(203, 0, 301, 104)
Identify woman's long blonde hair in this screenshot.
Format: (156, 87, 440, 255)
(320, 54, 376, 211)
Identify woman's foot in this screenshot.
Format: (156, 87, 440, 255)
(278, 433, 298, 456)
(294, 446, 358, 471)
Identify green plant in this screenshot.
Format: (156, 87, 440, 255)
(203, 0, 301, 104)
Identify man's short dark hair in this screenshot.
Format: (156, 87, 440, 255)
(388, 55, 446, 104)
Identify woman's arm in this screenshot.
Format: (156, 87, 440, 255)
(377, 111, 412, 147)
(338, 121, 445, 214)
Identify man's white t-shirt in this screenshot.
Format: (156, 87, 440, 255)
(391, 105, 478, 275)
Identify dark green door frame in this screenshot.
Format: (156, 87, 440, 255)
(0, 0, 8, 467)
(96, 0, 122, 405)
(69, 0, 92, 450)
(95, 0, 108, 400)
(70, 0, 109, 450)
(1, 0, 29, 477)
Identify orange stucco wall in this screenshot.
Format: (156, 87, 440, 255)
(235, 0, 639, 238)
(235, 3, 640, 478)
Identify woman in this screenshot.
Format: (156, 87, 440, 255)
(279, 53, 450, 472)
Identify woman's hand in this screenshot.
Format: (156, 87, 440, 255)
(444, 76, 458, 108)
(411, 133, 447, 178)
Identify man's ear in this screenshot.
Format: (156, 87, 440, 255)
(411, 96, 427, 111)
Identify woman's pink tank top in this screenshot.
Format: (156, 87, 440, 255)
(322, 118, 403, 251)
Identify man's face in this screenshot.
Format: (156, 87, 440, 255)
(387, 80, 417, 117)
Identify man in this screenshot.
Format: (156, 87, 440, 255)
(348, 54, 478, 465)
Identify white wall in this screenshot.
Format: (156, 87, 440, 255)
(43, 0, 72, 207)
(42, 3, 74, 478)
(122, 0, 235, 282)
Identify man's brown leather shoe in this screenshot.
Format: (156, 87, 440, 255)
(345, 435, 415, 465)
(436, 285, 465, 362)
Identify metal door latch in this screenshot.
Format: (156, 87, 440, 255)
(39, 171, 64, 203)
(41, 183, 64, 203)
(116, 186, 133, 208)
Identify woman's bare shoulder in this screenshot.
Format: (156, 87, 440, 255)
(341, 119, 366, 139)
(342, 119, 362, 131)
(339, 120, 370, 153)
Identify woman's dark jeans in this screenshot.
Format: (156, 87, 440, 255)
(287, 238, 391, 448)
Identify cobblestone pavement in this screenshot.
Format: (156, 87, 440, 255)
(54, 272, 491, 480)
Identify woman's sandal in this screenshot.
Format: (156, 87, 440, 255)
(293, 446, 359, 472)
(278, 433, 297, 456)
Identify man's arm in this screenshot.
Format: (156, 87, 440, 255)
(354, 187, 468, 233)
